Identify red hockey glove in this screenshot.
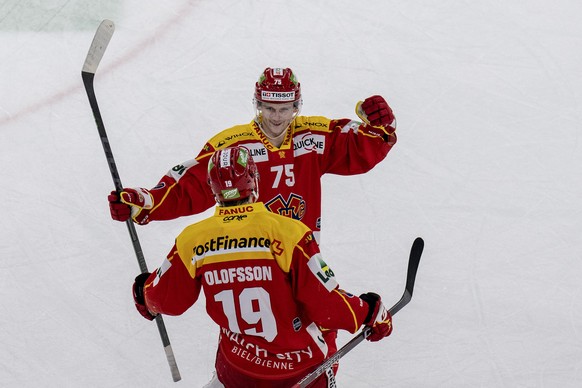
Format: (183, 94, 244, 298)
(108, 191, 130, 222)
(360, 292, 393, 342)
(133, 272, 156, 321)
(355, 95, 396, 142)
(108, 188, 153, 225)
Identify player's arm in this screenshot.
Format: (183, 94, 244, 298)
(133, 243, 201, 319)
(289, 232, 369, 333)
(354, 95, 397, 144)
(147, 155, 217, 221)
(319, 95, 396, 175)
(109, 147, 216, 224)
(289, 234, 392, 341)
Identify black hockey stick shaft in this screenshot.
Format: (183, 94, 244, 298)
(293, 237, 424, 388)
(81, 20, 181, 382)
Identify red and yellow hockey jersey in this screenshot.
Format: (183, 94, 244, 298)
(144, 116, 395, 241)
(143, 202, 370, 380)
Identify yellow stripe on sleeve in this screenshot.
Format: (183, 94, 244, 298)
(150, 181, 178, 215)
(333, 288, 359, 333)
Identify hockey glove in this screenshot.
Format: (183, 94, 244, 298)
(108, 188, 153, 225)
(355, 95, 396, 142)
(133, 272, 156, 321)
(360, 292, 393, 342)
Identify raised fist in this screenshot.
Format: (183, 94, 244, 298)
(356, 95, 396, 142)
(359, 95, 395, 126)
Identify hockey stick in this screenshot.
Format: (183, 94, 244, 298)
(293, 237, 424, 388)
(81, 20, 181, 382)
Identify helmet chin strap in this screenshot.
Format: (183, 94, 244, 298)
(254, 115, 290, 145)
(263, 126, 288, 142)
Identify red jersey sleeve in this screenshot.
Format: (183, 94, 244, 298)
(320, 118, 396, 175)
(144, 122, 258, 222)
(143, 244, 202, 316)
(145, 147, 216, 221)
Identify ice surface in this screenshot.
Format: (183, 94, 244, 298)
(1, 1, 581, 386)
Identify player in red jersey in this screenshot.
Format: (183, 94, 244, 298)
(109, 67, 396, 243)
(132, 146, 393, 387)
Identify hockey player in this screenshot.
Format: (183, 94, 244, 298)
(132, 146, 393, 387)
(109, 67, 396, 244)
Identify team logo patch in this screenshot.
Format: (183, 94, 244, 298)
(265, 193, 306, 220)
(307, 254, 337, 292)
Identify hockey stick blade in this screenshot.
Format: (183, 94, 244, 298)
(81, 20, 181, 382)
(387, 237, 424, 316)
(293, 237, 424, 388)
(82, 19, 114, 74)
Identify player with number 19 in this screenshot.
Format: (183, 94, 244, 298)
(132, 146, 393, 387)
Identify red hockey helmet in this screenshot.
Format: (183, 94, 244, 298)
(207, 146, 259, 204)
(254, 67, 301, 104)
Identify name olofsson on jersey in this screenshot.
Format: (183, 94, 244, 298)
(204, 265, 273, 286)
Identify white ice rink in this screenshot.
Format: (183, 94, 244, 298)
(1, 1, 581, 386)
